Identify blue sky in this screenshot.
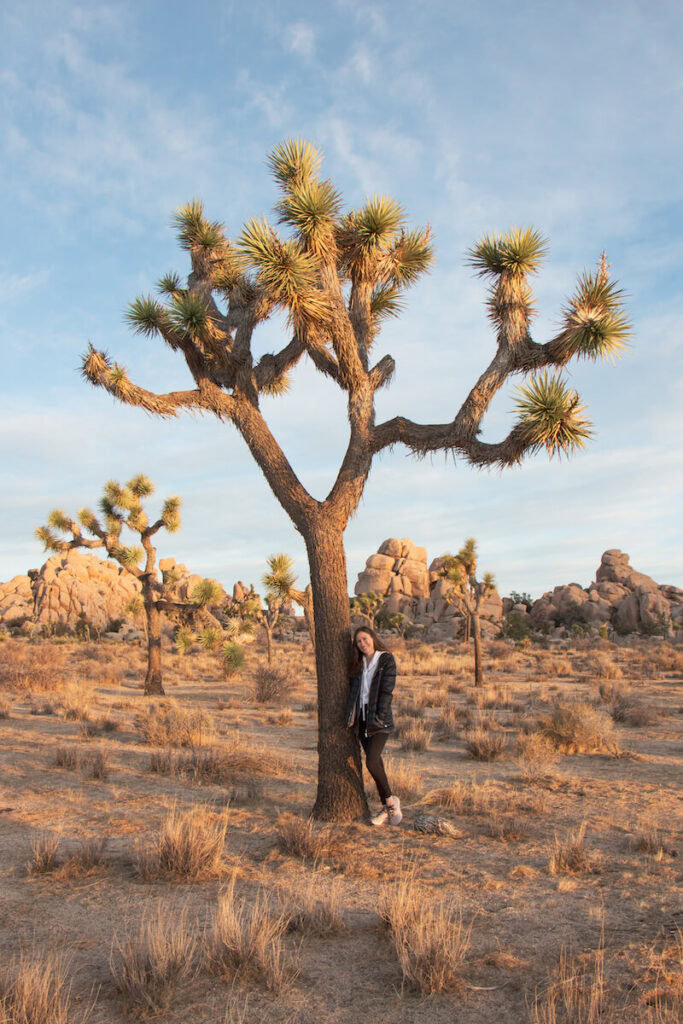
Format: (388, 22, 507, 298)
(1, 0, 681, 599)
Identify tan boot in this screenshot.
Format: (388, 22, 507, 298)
(386, 795, 402, 826)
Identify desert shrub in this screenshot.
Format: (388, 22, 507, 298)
(54, 745, 80, 770)
(283, 870, 345, 936)
(502, 611, 531, 641)
(380, 756, 424, 802)
(222, 642, 246, 678)
(380, 874, 472, 994)
(516, 731, 560, 781)
(599, 684, 659, 727)
(205, 878, 294, 992)
(548, 822, 595, 874)
(400, 720, 433, 752)
(251, 665, 294, 703)
(464, 726, 508, 761)
(587, 651, 623, 680)
(133, 806, 228, 880)
(0, 949, 78, 1024)
(28, 833, 61, 875)
(276, 815, 331, 861)
(0, 641, 67, 692)
(136, 701, 215, 748)
(149, 749, 174, 775)
(538, 702, 618, 754)
(111, 904, 198, 1017)
(435, 705, 470, 739)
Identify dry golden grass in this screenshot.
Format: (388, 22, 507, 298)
(0, 641, 68, 692)
(53, 744, 80, 770)
(205, 875, 295, 992)
(548, 822, 596, 875)
(28, 832, 60, 875)
(136, 700, 215, 748)
(464, 726, 508, 760)
(531, 943, 605, 1024)
(149, 737, 274, 785)
(587, 651, 623, 680)
(276, 814, 331, 861)
(381, 755, 424, 802)
(380, 872, 473, 994)
(0, 696, 10, 718)
(516, 731, 560, 781)
(133, 805, 228, 880)
(435, 704, 471, 739)
(110, 904, 198, 1017)
(399, 719, 433, 751)
(598, 684, 660, 727)
(538, 702, 618, 754)
(0, 949, 83, 1024)
(282, 868, 346, 936)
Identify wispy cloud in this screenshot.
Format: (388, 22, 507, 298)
(285, 21, 316, 60)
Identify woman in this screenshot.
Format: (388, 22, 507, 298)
(346, 625, 402, 826)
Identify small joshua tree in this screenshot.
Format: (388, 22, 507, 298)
(440, 539, 495, 686)
(261, 552, 316, 653)
(80, 140, 630, 819)
(350, 591, 385, 629)
(36, 475, 221, 695)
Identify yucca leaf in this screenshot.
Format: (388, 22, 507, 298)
(112, 544, 143, 569)
(370, 284, 405, 320)
(560, 267, 631, 361)
(268, 138, 322, 189)
(47, 509, 70, 532)
(78, 507, 99, 533)
(127, 473, 154, 498)
(387, 227, 434, 286)
(125, 295, 167, 337)
(35, 526, 60, 551)
(197, 626, 222, 651)
(262, 553, 297, 597)
(156, 272, 182, 296)
(468, 226, 547, 278)
(168, 292, 209, 337)
(161, 496, 182, 533)
(175, 625, 195, 655)
(190, 579, 223, 607)
(276, 178, 342, 244)
(80, 344, 111, 384)
(173, 200, 225, 252)
(126, 507, 148, 533)
(222, 640, 245, 677)
(515, 371, 593, 457)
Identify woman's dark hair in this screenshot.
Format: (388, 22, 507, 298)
(348, 625, 390, 676)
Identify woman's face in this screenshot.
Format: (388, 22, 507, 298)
(355, 630, 375, 657)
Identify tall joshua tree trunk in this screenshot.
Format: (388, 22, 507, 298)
(144, 590, 164, 695)
(305, 520, 367, 822)
(472, 608, 483, 687)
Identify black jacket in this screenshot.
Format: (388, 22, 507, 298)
(346, 651, 396, 736)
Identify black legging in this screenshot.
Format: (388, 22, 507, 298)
(359, 720, 392, 803)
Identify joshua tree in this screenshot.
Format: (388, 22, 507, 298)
(440, 538, 495, 686)
(36, 475, 221, 695)
(261, 553, 316, 654)
(80, 140, 629, 819)
(350, 591, 385, 629)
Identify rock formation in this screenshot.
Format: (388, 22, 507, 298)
(529, 550, 682, 635)
(354, 538, 502, 639)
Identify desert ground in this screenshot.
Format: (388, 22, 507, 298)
(0, 633, 681, 1023)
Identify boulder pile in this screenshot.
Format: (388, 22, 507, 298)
(528, 550, 682, 635)
(354, 538, 502, 639)
(28, 550, 141, 631)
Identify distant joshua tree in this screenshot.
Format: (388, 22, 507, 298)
(261, 553, 316, 655)
(36, 475, 221, 695)
(81, 139, 630, 820)
(440, 538, 495, 687)
(350, 591, 385, 629)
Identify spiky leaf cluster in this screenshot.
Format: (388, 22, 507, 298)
(161, 496, 182, 533)
(173, 200, 225, 254)
(189, 579, 223, 607)
(262, 553, 297, 598)
(111, 544, 143, 570)
(467, 227, 548, 278)
(557, 268, 631, 362)
(222, 641, 246, 677)
(35, 525, 60, 552)
(197, 626, 222, 652)
(175, 625, 195, 655)
(515, 372, 592, 458)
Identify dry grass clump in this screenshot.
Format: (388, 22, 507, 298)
(205, 876, 294, 992)
(134, 806, 228, 880)
(58, 684, 92, 722)
(0, 641, 67, 692)
(0, 949, 79, 1024)
(110, 904, 198, 1018)
(535, 652, 574, 678)
(599, 684, 659, 727)
(531, 943, 605, 1024)
(28, 833, 61, 875)
(0, 697, 11, 718)
(136, 700, 215, 748)
(629, 822, 668, 859)
(516, 731, 560, 781)
(276, 814, 332, 861)
(538, 702, 618, 754)
(488, 813, 528, 841)
(380, 756, 424, 802)
(587, 651, 623, 680)
(548, 822, 596, 875)
(380, 873, 473, 994)
(464, 726, 508, 761)
(435, 704, 471, 739)
(54, 745, 80, 769)
(149, 736, 273, 785)
(399, 720, 433, 752)
(82, 748, 108, 780)
(421, 780, 491, 815)
(282, 870, 345, 936)
(30, 699, 55, 716)
(56, 838, 109, 879)
(397, 697, 426, 719)
(250, 665, 295, 704)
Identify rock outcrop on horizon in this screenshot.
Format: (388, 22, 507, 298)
(528, 550, 682, 635)
(354, 538, 503, 639)
(27, 550, 141, 631)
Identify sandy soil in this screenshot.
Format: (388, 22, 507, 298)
(0, 634, 681, 1023)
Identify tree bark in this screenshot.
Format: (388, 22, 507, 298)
(265, 623, 273, 665)
(305, 520, 368, 822)
(144, 596, 165, 695)
(472, 612, 483, 687)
